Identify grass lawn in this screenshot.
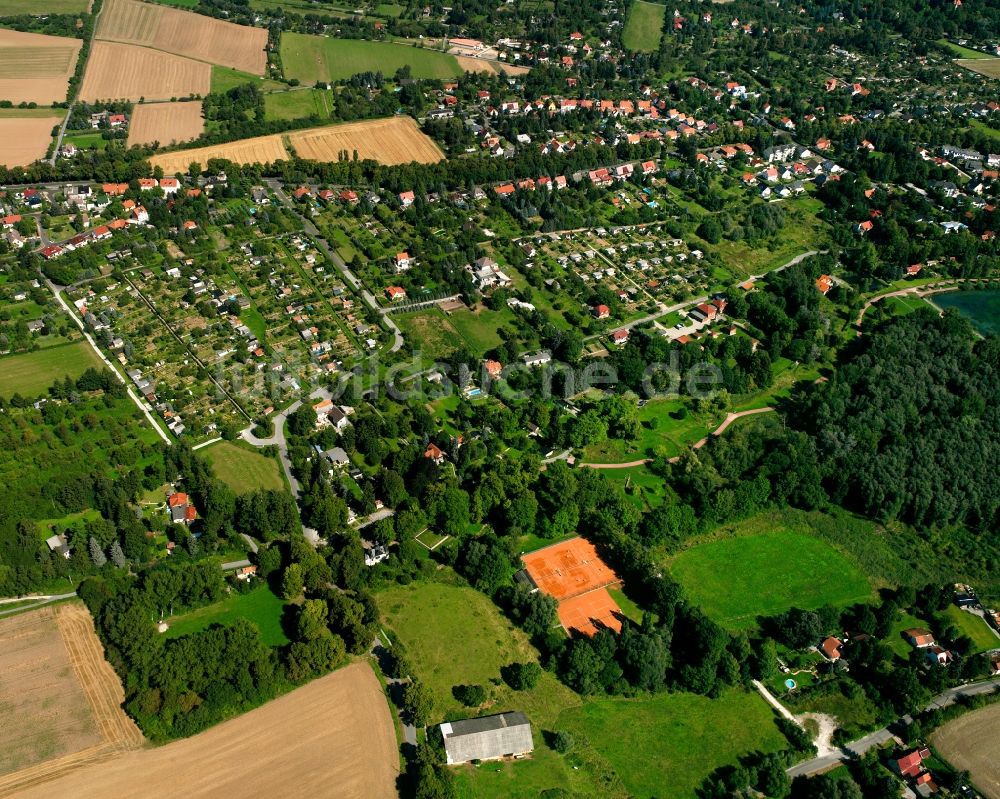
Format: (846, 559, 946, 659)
(201, 440, 285, 494)
(938, 39, 993, 59)
(598, 465, 667, 509)
(888, 610, 929, 659)
(397, 308, 463, 360)
(62, 131, 109, 150)
(623, 0, 665, 52)
(943, 605, 999, 653)
(281, 32, 461, 83)
(0, 341, 102, 399)
(608, 586, 647, 624)
(669, 530, 873, 630)
(583, 397, 714, 463)
(446, 305, 512, 355)
(35, 508, 101, 539)
(210, 66, 288, 94)
(969, 119, 1000, 142)
(164, 585, 289, 646)
(884, 294, 933, 317)
(376, 579, 580, 723)
(0, 0, 87, 12)
(713, 197, 826, 277)
(556, 689, 787, 799)
(263, 89, 331, 121)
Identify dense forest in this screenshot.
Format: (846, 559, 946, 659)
(790, 309, 1000, 532)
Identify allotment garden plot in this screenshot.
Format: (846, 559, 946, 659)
(64, 232, 362, 441)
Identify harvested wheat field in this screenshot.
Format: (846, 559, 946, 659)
(151, 131, 289, 173)
(288, 116, 444, 165)
(0, 116, 61, 167)
(128, 100, 204, 147)
(97, 0, 267, 74)
(8, 661, 397, 799)
(956, 58, 1000, 79)
(0, 603, 143, 797)
(79, 41, 210, 102)
(931, 701, 1000, 798)
(0, 28, 81, 104)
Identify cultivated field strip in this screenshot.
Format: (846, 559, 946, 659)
(128, 100, 204, 147)
(287, 116, 444, 165)
(0, 116, 61, 167)
(7, 662, 398, 799)
(96, 0, 267, 74)
(79, 41, 211, 101)
(0, 605, 143, 798)
(0, 28, 81, 104)
(54, 604, 144, 751)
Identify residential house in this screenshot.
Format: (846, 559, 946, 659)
(903, 628, 936, 648)
(425, 442, 446, 465)
(890, 748, 931, 779)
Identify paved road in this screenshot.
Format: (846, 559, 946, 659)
(0, 592, 77, 616)
(788, 676, 1000, 778)
(240, 387, 330, 546)
(264, 179, 405, 353)
(192, 437, 222, 451)
(355, 508, 395, 529)
(371, 636, 418, 748)
(220, 558, 252, 571)
(240, 533, 259, 555)
(46, 278, 171, 443)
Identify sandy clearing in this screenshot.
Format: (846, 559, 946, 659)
(0, 28, 81, 104)
(0, 117, 60, 167)
(932, 702, 1000, 798)
(98, 0, 267, 74)
(454, 55, 530, 76)
(8, 661, 398, 799)
(79, 41, 210, 102)
(128, 100, 204, 147)
(287, 116, 444, 165)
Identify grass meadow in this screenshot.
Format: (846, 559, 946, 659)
(280, 33, 461, 83)
(623, 0, 665, 52)
(201, 441, 285, 494)
(379, 575, 788, 799)
(164, 586, 289, 646)
(0, 341, 103, 399)
(263, 88, 332, 121)
(669, 529, 873, 629)
(0, 0, 88, 13)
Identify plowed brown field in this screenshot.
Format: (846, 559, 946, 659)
(79, 41, 210, 102)
(0, 603, 143, 798)
(288, 116, 444, 165)
(7, 661, 397, 799)
(128, 100, 204, 147)
(0, 28, 81, 104)
(97, 0, 267, 74)
(0, 116, 61, 167)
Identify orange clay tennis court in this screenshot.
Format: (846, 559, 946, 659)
(557, 589, 624, 636)
(521, 537, 623, 635)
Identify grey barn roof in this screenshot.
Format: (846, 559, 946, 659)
(440, 712, 534, 765)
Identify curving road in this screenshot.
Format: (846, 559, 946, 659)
(787, 676, 1000, 778)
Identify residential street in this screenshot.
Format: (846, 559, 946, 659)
(787, 676, 1000, 778)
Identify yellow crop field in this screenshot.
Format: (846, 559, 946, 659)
(78, 41, 210, 102)
(0, 28, 81, 104)
(151, 116, 443, 172)
(128, 100, 204, 147)
(0, 116, 61, 167)
(288, 116, 444, 164)
(97, 0, 267, 75)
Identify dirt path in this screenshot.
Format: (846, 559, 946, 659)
(579, 406, 775, 468)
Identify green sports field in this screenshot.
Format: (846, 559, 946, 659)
(164, 586, 289, 646)
(623, 0, 665, 52)
(670, 529, 873, 629)
(201, 440, 285, 494)
(280, 32, 461, 83)
(0, 341, 103, 399)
